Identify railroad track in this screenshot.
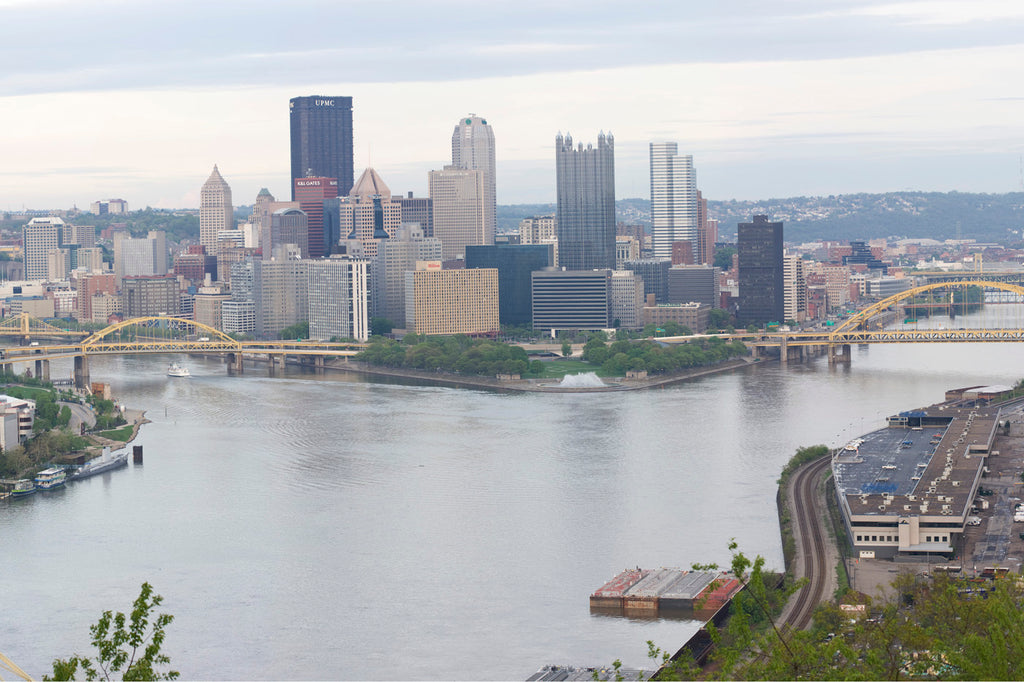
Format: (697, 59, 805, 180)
(783, 454, 833, 631)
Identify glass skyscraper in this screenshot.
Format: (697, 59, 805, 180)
(289, 96, 354, 199)
(649, 142, 698, 261)
(555, 131, 615, 270)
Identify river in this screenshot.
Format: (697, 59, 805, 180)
(2, 334, 1022, 679)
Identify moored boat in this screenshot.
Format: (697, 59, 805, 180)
(34, 467, 66, 491)
(9, 478, 36, 497)
(69, 448, 129, 481)
(167, 362, 191, 378)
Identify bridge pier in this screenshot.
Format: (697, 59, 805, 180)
(314, 355, 325, 373)
(74, 355, 90, 389)
(828, 343, 851, 366)
(34, 359, 49, 381)
(1, 363, 12, 378)
(268, 355, 285, 375)
(226, 352, 244, 375)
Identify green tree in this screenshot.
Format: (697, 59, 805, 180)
(370, 317, 394, 337)
(278, 321, 309, 341)
(561, 340, 572, 357)
(46, 582, 178, 681)
(58, 405, 72, 427)
(713, 246, 736, 270)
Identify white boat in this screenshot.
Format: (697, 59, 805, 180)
(167, 362, 191, 378)
(35, 467, 66, 491)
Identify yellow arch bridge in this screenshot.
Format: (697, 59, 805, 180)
(746, 279, 1024, 364)
(0, 316, 366, 388)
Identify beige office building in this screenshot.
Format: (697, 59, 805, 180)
(518, 215, 557, 245)
(428, 167, 489, 261)
(404, 262, 498, 336)
(200, 165, 233, 256)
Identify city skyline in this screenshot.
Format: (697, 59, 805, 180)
(3, 1, 1024, 210)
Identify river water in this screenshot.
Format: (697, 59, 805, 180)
(2, 333, 1022, 679)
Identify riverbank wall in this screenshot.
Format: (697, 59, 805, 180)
(325, 357, 759, 393)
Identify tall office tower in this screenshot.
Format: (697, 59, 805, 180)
(270, 208, 310, 258)
(615, 236, 641, 269)
(393, 192, 433, 237)
(173, 246, 218, 284)
(737, 215, 784, 325)
(121, 275, 180, 317)
(428, 166, 489, 262)
(404, 262, 499, 336)
(200, 165, 233, 256)
(253, 259, 310, 340)
(695, 190, 717, 265)
(373, 224, 442, 327)
(23, 217, 65, 280)
(531, 269, 612, 331)
(113, 231, 167, 285)
(555, 131, 615, 270)
(465, 244, 553, 326)
(307, 256, 370, 341)
(290, 95, 354, 198)
(451, 115, 496, 242)
(294, 175, 338, 258)
(249, 188, 276, 253)
(783, 254, 808, 323)
(76, 247, 105, 274)
(610, 270, 645, 330)
(331, 168, 402, 260)
(649, 142, 698, 261)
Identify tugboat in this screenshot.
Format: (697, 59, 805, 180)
(167, 362, 191, 378)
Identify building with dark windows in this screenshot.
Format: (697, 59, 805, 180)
(465, 243, 553, 326)
(393, 192, 433, 238)
(531, 269, 611, 331)
(270, 208, 309, 258)
(293, 176, 338, 258)
(843, 241, 888, 274)
(555, 132, 615, 270)
(289, 95, 354, 199)
(737, 215, 784, 325)
(624, 258, 671, 304)
(121, 275, 180, 317)
(668, 265, 720, 308)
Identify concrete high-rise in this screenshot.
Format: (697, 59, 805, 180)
(290, 95, 354, 198)
(373, 224, 442, 328)
(451, 115, 495, 242)
(200, 165, 233, 256)
(783, 254, 808, 323)
(428, 167, 489, 261)
(649, 142, 698, 261)
(737, 215, 784, 326)
(555, 132, 615, 270)
(23, 217, 65, 281)
(308, 256, 370, 341)
(330, 168, 402, 260)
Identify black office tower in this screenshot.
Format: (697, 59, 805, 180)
(737, 215, 784, 326)
(466, 244, 553, 326)
(290, 96, 354, 199)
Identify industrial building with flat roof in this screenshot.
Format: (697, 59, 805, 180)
(833, 392, 1003, 560)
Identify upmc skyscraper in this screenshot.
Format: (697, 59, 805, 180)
(289, 96, 354, 200)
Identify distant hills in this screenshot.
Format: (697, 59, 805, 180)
(500, 192, 1024, 244)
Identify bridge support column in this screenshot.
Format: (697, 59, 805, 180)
(74, 355, 90, 390)
(34, 359, 49, 381)
(268, 355, 285, 375)
(227, 352, 244, 375)
(314, 355, 325, 373)
(779, 337, 788, 365)
(1, 363, 12, 378)
(828, 343, 851, 366)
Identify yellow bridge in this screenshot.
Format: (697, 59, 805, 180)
(0, 316, 367, 387)
(748, 280, 1024, 364)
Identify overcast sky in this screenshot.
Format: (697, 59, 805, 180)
(2, 0, 1024, 210)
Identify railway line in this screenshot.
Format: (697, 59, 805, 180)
(781, 454, 834, 631)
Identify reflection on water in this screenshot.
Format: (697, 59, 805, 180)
(3, 342, 1024, 679)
